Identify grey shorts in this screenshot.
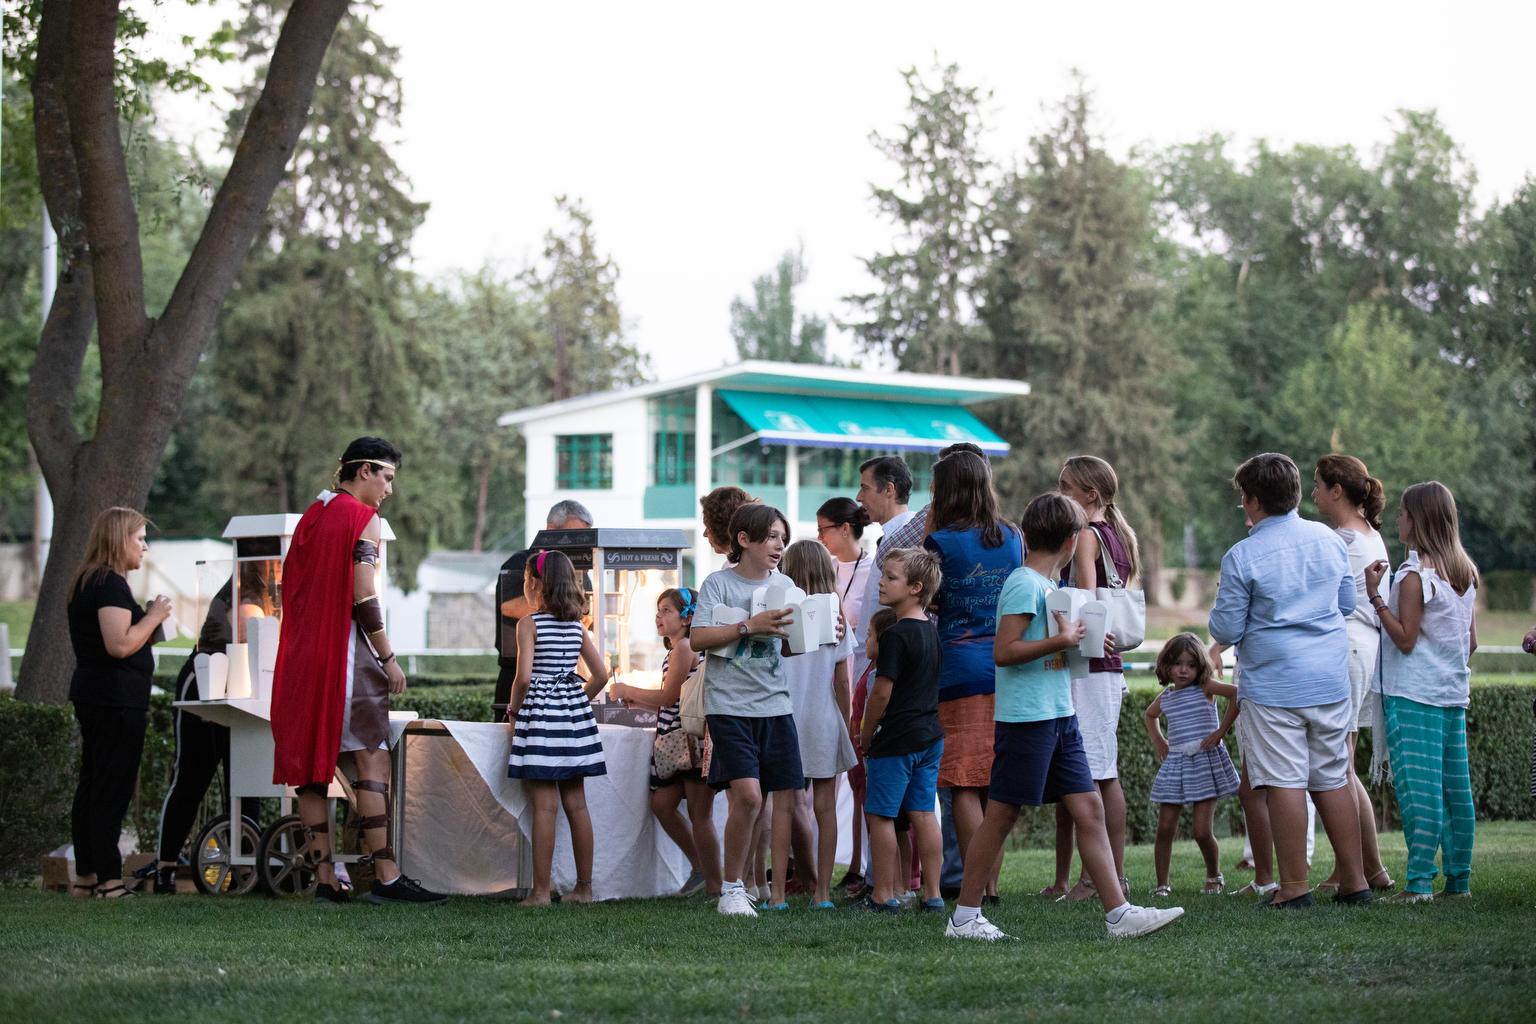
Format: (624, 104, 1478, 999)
(1237, 698, 1352, 792)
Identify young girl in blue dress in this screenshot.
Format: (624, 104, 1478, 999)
(1143, 632, 1240, 897)
(507, 550, 610, 906)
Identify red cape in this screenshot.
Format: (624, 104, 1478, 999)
(270, 491, 379, 786)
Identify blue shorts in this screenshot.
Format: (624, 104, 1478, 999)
(988, 717, 1096, 807)
(864, 737, 944, 818)
(705, 713, 805, 793)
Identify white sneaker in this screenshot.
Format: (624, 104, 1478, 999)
(717, 886, 758, 918)
(944, 912, 1013, 941)
(1106, 904, 1184, 939)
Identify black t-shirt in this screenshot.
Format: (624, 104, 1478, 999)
(496, 549, 531, 665)
(868, 617, 944, 759)
(68, 571, 155, 709)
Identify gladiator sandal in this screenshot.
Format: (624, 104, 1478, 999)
(302, 821, 349, 904)
(353, 779, 447, 906)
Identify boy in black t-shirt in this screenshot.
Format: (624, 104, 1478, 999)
(859, 547, 945, 912)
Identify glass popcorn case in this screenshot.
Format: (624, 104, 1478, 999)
(526, 527, 690, 726)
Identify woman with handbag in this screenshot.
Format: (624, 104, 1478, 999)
(610, 588, 721, 898)
(1050, 455, 1141, 902)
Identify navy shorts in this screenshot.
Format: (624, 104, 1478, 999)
(706, 713, 805, 793)
(988, 716, 1097, 807)
(864, 737, 943, 818)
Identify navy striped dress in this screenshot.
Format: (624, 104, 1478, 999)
(1149, 684, 1239, 804)
(507, 613, 606, 780)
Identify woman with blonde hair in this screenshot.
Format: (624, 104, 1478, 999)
(67, 507, 173, 899)
(1049, 455, 1137, 901)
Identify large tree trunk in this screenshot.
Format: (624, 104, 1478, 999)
(18, 0, 349, 703)
(471, 459, 491, 553)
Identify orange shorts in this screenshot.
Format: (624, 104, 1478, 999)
(937, 692, 995, 788)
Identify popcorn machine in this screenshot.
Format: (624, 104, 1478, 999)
(525, 527, 690, 726)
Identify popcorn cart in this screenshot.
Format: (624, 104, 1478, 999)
(523, 527, 691, 727)
(175, 513, 414, 897)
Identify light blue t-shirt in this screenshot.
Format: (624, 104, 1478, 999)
(993, 567, 1074, 724)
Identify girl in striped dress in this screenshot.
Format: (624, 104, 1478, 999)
(609, 588, 722, 899)
(1144, 633, 1241, 897)
(507, 550, 609, 906)
(1365, 482, 1478, 902)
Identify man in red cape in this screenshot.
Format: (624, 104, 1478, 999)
(269, 436, 445, 905)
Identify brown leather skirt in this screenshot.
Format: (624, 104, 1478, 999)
(938, 692, 995, 788)
(341, 627, 390, 751)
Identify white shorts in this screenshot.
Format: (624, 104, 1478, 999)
(1070, 671, 1125, 781)
(1237, 698, 1352, 792)
(1346, 628, 1380, 730)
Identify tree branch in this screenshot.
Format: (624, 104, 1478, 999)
(27, 0, 92, 483)
(158, 0, 350, 386)
(64, 0, 149, 372)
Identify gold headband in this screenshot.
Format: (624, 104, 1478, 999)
(332, 458, 398, 489)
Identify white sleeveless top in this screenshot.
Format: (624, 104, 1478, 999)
(1379, 551, 1475, 708)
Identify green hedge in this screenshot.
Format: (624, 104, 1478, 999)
(3, 681, 1532, 876)
(1482, 570, 1535, 613)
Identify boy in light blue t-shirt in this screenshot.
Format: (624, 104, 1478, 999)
(945, 493, 1184, 943)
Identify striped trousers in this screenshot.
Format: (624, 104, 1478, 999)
(1383, 695, 1475, 895)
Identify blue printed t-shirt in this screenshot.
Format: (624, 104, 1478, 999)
(924, 525, 1024, 703)
(993, 566, 1073, 723)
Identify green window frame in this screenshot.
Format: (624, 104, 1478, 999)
(556, 434, 613, 490)
(711, 401, 786, 488)
(649, 391, 695, 486)
(800, 447, 935, 493)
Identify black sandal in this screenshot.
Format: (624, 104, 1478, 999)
(95, 883, 136, 899)
(70, 882, 98, 897)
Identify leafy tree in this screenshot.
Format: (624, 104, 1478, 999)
(15, 0, 345, 702)
(730, 247, 829, 363)
(521, 196, 646, 401)
(980, 85, 1181, 580)
(844, 61, 993, 375)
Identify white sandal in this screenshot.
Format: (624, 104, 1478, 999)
(1150, 883, 1173, 898)
(1201, 874, 1225, 895)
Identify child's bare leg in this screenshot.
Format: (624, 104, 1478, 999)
(1051, 803, 1074, 891)
(866, 814, 899, 904)
(910, 810, 943, 901)
(1060, 789, 1125, 908)
(559, 778, 594, 902)
(752, 795, 772, 889)
(1098, 778, 1128, 881)
(522, 780, 559, 905)
(849, 787, 865, 880)
(956, 799, 1021, 909)
(722, 778, 764, 884)
(1154, 803, 1181, 887)
(769, 788, 795, 905)
(651, 782, 698, 869)
(788, 787, 818, 894)
(896, 829, 913, 893)
(1192, 799, 1220, 879)
(683, 778, 722, 893)
(812, 778, 837, 903)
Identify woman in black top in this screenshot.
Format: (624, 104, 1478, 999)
(66, 507, 172, 898)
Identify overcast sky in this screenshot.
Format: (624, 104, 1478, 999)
(152, 0, 1536, 380)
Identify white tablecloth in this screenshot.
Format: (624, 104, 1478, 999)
(398, 721, 855, 900)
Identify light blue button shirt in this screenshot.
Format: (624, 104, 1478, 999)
(1208, 510, 1355, 709)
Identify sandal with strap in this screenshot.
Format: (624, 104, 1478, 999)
(1061, 879, 1097, 904)
(1151, 883, 1173, 898)
(1201, 874, 1225, 895)
(70, 882, 98, 898)
(1368, 869, 1396, 891)
(1037, 884, 1068, 898)
(95, 883, 136, 899)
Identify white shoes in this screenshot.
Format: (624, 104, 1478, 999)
(717, 885, 758, 917)
(944, 912, 1013, 941)
(1106, 903, 1184, 939)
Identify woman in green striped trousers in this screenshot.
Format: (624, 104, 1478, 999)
(1364, 482, 1479, 902)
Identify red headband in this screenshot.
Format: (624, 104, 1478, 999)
(534, 550, 549, 577)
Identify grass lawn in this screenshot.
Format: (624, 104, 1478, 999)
(3, 822, 1533, 1023)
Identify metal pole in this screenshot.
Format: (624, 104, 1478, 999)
(34, 204, 57, 579)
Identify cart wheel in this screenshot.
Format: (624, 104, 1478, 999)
(192, 815, 260, 896)
(256, 814, 321, 897)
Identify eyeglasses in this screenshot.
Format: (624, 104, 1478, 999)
(816, 524, 839, 536)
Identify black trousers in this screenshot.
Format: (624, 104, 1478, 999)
(71, 702, 148, 881)
(157, 659, 259, 862)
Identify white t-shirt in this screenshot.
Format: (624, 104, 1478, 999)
(1337, 526, 1390, 633)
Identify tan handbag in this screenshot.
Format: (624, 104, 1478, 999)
(679, 656, 709, 738)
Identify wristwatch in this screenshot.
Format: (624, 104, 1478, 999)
(736, 622, 750, 638)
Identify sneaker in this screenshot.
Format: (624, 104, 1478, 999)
(945, 912, 1012, 941)
(897, 889, 917, 908)
(834, 870, 864, 891)
(1389, 890, 1434, 905)
(677, 869, 706, 898)
(1106, 904, 1184, 939)
(844, 880, 869, 901)
(314, 881, 351, 905)
(761, 901, 790, 912)
(717, 886, 758, 917)
(858, 894, 903, 913)
(810, 900, 836, 910)
(368, 874, 447, 906)
(918, 897, 947, 913)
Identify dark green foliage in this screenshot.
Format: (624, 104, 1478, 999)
(0, 697, 77, 877)
(1482, 571, 1536, 613)
(730, 247, 830, 364)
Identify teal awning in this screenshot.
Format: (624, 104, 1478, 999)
(717, 390, 1009, 455)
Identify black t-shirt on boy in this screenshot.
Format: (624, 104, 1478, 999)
(868, 617, 945, 759)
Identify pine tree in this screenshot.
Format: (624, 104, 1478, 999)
(730, 247, 829, 363)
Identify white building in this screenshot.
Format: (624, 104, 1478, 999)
(498, 360, 1030, 576)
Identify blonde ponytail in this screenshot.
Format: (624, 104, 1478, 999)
(1062, 455, 1142, 586)
(1103, 501, 1142, 586)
